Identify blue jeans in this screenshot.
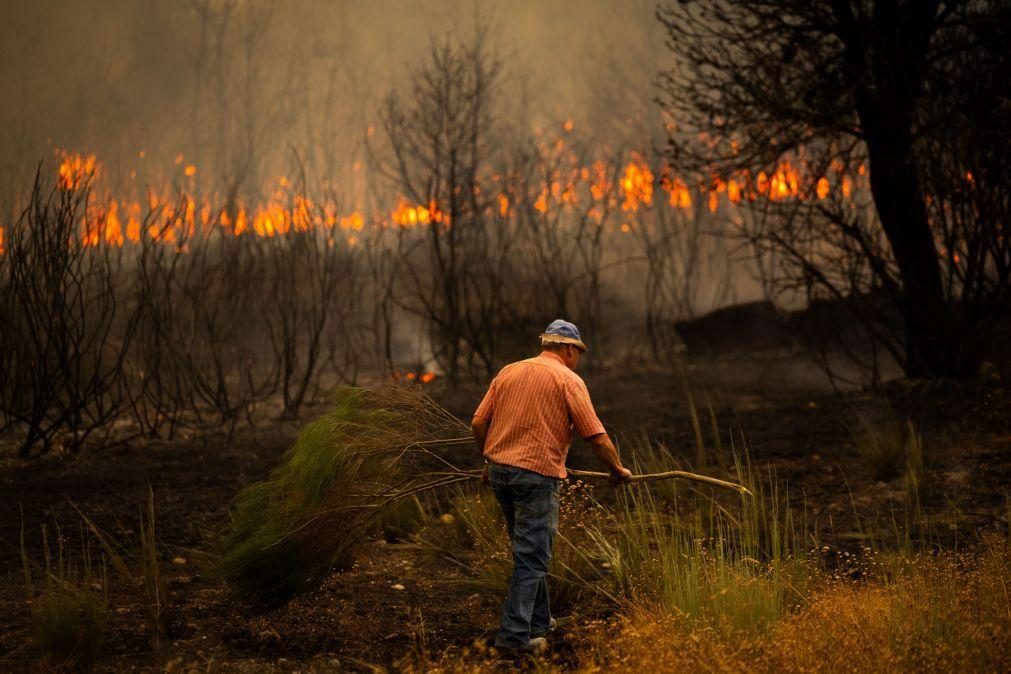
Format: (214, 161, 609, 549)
(488, 463, 560, 648)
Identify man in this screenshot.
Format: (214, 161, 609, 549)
(471, 319, 632, 653)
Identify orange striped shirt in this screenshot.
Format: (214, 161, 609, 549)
(474, 352, 606, 478)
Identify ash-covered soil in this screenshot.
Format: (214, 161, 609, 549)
(2, 347, 1009, 670)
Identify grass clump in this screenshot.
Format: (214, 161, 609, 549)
(575, 448, 807, 635)
(849, 413, 927, 485)
(217, 385, 473, 605)
(81, 487, 169, 653)
(21, 523, 109, 671)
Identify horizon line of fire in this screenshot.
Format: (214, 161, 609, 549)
(0, 152, 868, 255)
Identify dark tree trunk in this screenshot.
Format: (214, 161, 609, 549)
(861, 117, 961, 377)
(841, 0, 974, 377)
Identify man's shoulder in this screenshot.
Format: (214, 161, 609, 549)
(531, 356, 586, 387)
(498, 356, 570, 380)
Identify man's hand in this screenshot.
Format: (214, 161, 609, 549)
(609, 465, 633, 485)
(588, 433, 632, 485)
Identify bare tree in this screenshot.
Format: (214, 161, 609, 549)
(657, 0, 1010, 378)
(373, 32, 507, 381)
(0, 169, 139, 456)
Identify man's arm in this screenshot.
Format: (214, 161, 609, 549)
(587, 433, 632, 483)
(472, 416, 491, 485)
(471, 416, 490, 454)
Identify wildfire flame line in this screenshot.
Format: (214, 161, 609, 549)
(0, 149, 870, 254)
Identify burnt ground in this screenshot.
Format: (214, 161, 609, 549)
(2, 345, 1010, 671)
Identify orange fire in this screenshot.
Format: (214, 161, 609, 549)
(620, 154, 654, 212)
(392, 199, 448, 227)
(58, 152, 98, 190)
(2, 142, 877, 258)
(663, 176, 693, 209)
(398, 371, 438, 384)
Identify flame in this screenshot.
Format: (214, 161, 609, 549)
(340, 212, 364, 231)
(767, 163, 800, 201)
(534, 190, 549, 214)
(498, 193, 510, 217)
(589, 161, 612, 201)
(392, 200, 448, 227)
(664, 177, 693, 209)
(397, 371, 438, 384)
(727, 179, 741, 204)
(816, 177, 830, 200)
(58, 153, 98, 190)
(0, 143, 875, 259)
(620, 154, 654, 212)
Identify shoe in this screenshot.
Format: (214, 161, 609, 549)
(524, 637, 548, 654)
(530, 617, 557, 638)
(494, 636, 548, 656)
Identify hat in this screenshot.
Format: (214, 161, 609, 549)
(539, 319, 588, 352)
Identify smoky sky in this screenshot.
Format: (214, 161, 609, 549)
(0, 0, 670, 206)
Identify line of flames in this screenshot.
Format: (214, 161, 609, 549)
(0, 145, 867, 256)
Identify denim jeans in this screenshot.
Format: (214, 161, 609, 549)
(488, 463, 560, 648)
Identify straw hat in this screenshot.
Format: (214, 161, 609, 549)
(539, 319, 588, 352)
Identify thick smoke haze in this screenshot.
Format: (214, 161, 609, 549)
(0, 0, 668, 207)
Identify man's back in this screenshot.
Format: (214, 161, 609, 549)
(474, 351, 604, 478)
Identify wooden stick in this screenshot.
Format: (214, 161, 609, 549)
(567, 468, 753, 496)
(456, 466, 753, 496)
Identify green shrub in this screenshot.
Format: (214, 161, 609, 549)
(217, 386, 473, 605)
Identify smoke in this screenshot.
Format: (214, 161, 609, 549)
(0, 0, 668, 206)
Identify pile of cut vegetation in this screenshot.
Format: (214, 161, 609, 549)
(217, 385, 474, 605)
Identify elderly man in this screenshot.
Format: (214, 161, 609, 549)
(471, 319, 632, 653)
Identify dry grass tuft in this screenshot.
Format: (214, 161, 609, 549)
(21, 522, 109, 671)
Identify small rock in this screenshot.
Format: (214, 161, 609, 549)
(439, 513, 455, 524)
(171, 557, 187, 566)
(391, 583, 405, 591)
